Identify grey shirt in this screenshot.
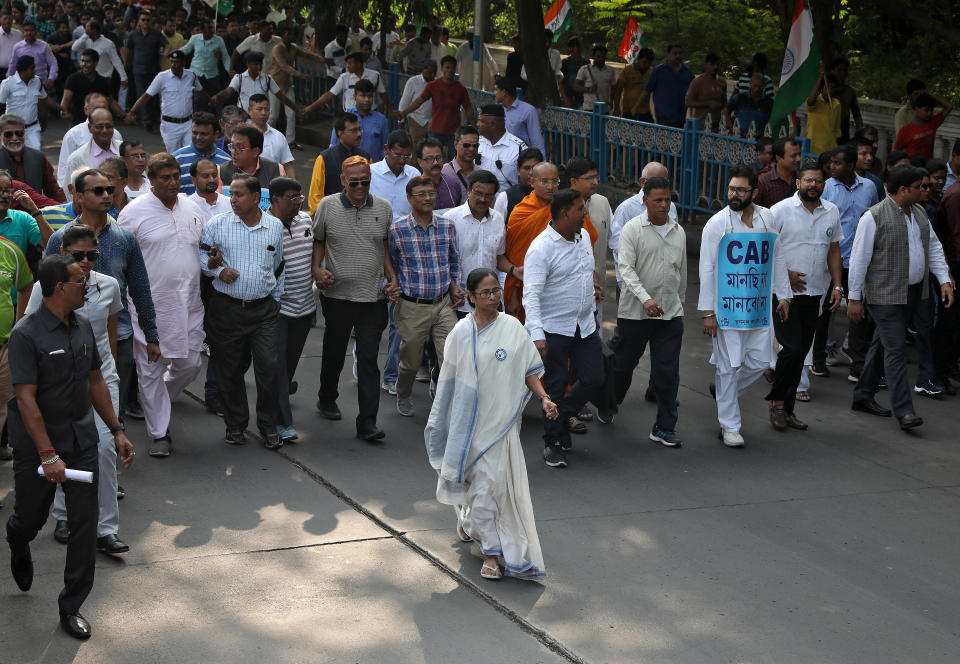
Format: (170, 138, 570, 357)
(7, 303, 102, 454)
(312, 192, 393, 302)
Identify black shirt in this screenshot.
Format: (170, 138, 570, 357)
(125, 28, 166, 75)
(7, 304, 102, 454)
(65, 72, 114, 124)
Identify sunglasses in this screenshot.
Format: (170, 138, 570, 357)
(70, 250, 100, 262)
(82, 185, 116, 196)
(3, 130, 24, 138)
(62, 275, 88, 290)
(459, 142, 480, 149)
(347, 179, 370, 188)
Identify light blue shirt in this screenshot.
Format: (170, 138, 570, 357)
(504, 98, 545, 156)
(181, 33, 230, 79)
(329, 108, 389, 162)
(201, 210, 285, 301)
(369, 159, 420, 220)
(822, 174, 879, 266)
(947, 163, 958, 192)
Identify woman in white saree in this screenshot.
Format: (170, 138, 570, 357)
(425, 268, 558, 581)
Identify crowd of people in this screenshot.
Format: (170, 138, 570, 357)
(0, 0, 958, 642)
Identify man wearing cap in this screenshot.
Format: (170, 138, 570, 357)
(476, 103, 527, 192)
(393, 54, 474, 158)
(212, 51, 299, 119)
(0, 56, 61, 150)
(126, 50, 211, 153)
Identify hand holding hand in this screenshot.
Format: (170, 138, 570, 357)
(315, 268, 334, 289)
(788, 270, 807, 293)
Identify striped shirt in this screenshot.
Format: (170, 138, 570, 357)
(200, 210, 285, 301)
(278, 211, 316, 317)
(312, 192, 392, 303)
(172, 144, 232, 194)
(389, 213, 462, 300)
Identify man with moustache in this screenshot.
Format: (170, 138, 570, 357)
(768, 164, 843, 431)
(188, 157, 231, 220)
(57, 93, 123, 190)
(308, 113, 370, 215)
(327, 78, 389, 163)
(699, 166, 791, 447)
(0, 55, 61, 149)
(439, 125, 480, 207)
(417, 137, 459, 211)
(64, 108, 121, 190)
(0, 112, 64, 202)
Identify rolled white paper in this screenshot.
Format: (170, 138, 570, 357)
(36, 467, 94, 483)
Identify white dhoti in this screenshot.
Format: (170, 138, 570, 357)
(159, 119, 192, 153)
(711, 327, 773, 432)
(135, 342, 202, 439)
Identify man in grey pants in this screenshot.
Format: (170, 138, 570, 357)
(847, 165, 954, 430)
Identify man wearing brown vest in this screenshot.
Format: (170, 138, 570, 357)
(848, 165, 954, 430)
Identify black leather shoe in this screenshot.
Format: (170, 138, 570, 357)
(851, 399, 892, 417)
(116, 485, 125, 500)
(356, 427, 385, 442)
(96, 534, 129, 554)
(60, 612, 92, 639)
(316, 400, 342, 420)
(898, 413, 924, 430)
(54, 519, 70, 544)
(8, 538, 32, 591)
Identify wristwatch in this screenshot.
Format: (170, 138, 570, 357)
(110, 424, 125, 434)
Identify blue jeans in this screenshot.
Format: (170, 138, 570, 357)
(383, 301, 400, 383)
(542, 329, 605, 443)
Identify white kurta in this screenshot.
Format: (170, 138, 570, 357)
(425, 313, 546, 580)
(118, 191, 206, 358)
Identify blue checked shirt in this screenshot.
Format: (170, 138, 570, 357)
(172, 143, 232, 194)
(389, 213, 462, 300)
(201, 210, 285, 301)
(45, 218, 158, 342)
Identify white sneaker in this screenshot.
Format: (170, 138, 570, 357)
(397, 396, 415, 417)
(719, 429, 745, 447)
(381, 379, 397, 396)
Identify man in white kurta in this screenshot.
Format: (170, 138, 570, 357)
(698, 168, 791, 447)
(118, 159, 206, 457)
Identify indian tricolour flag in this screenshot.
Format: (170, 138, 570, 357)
(769, 0, 820, 133)
(544, 0, 573, 41)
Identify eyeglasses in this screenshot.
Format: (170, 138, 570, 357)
(472, 287, 501, 298)
(2, 130, 24, 138)
(81, 185, 115, 196)
(70, 250, 100, 262)
(388, 149, 413, 161)
(420, 155, 443, 164)
(469, 190, 495, 200)
(537, 178, 561, 186)
(284, 194, 305, 203)
(346, 179, 370, 188)
(458, 142, 480, 149)
(575, 174, 599, 183)
(728, 186, 754, 195)
(92, 123, 114, 131)
(62, 275, 88, 290)
(410, 191, 437, 199)
(800, 177, 825, 185)
(230, 144, 252, 154)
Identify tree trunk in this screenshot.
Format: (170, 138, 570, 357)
(515, 0, 560, 107)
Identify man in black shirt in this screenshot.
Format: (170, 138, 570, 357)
(60, 49, 124, 124)
(5, 255, 134, 640)
(124, 11, 165, 127)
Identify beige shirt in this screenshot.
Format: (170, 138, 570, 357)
(617, 212, 687, 321)
(894, 102, 913, 137)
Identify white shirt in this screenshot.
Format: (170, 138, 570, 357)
(523, 224, 596, 342)
(0, 74, 46, 124)
(58, 122, 123, 189)
(71, 33, 126, 80)
(125, 179, 149, 199)
(769, 193, 843, 297)
(329, 68, 386, 112)
(25, 270, 122, 381)
(188, 191, 232, 221)
(64, 138, 122, 198)
(478, 131, 527, 191)
(228, 71, 281, 111)
(369, 159, 419, 219)
(324, 38, 349, 77)
(848, 208, 952, 300)
(146, 69, 202, 119)
(399, 73, 432, 126)
(698, 205, 792, 313)
(0, 27, 22, 70)
(610, 192, 679, 284)
(235, 34, 281, 72)
(576, 62, 616, 111)
(446, 202, 507, 312)
(259, 124, 294, 165)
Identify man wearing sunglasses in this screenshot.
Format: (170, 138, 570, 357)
(63, 108, 121, 202)
(312, 157, 396, 439)
(439, 125, 479, 207)
(0, 112, 64, 203)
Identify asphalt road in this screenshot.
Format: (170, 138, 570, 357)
(1, 119, 958, 664)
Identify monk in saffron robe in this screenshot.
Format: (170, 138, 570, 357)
(503, 162, 598, 322)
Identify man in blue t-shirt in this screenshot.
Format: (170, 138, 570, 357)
(633, 44, 694, 128)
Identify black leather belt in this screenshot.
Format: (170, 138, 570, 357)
(162, 115, 191, 123)
(216, 292, 271, 308)
(25, 120, 37, 128)
(400, 290, 448, 305)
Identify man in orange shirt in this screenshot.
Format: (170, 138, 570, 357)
(894, 92, 954, 160)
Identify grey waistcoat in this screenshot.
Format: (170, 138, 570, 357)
(863, 195, 930, 305)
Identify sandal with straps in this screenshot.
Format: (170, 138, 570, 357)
(480, 561, 503, 580)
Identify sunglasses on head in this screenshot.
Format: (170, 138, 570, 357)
(347, 179, 370, 188)
(3, 130, 24, 138)
(82, 185, 116, 196)
(70, 250, 100, 262)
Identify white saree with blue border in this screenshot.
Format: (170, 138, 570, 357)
(425, 312, 547, 580)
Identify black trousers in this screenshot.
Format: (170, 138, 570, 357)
(812, 267, 873, 372)
(767, 294, 822, 414)
(207, 293, 280, 434)
(317, 297, 388, 430)
(934, 271, 960, 380)
(612, 317, 684, 431)
(7, 440, 98, 616)
(276, 312, 314, 426)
